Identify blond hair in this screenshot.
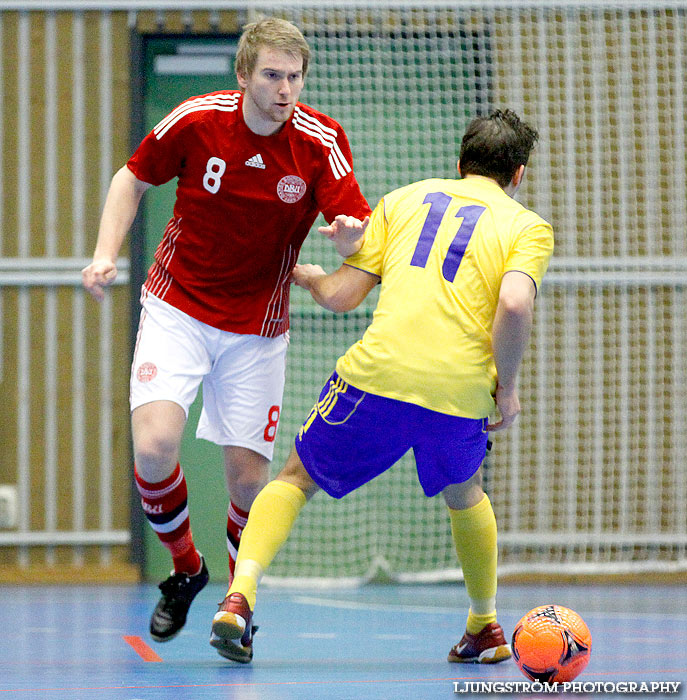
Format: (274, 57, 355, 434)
(235, 17, 310, 79)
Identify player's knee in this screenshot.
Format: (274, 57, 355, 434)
(442, 472, 485, 510)
(134, 433, 180, 474)
(278, 474, 318, 501)
(131, 402, 185, 475)
(224, 447, 270, 503)
(232, 469, 270, 498)
(276, 449, 319, 500)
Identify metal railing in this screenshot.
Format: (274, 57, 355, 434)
(0, 258, 130, 566)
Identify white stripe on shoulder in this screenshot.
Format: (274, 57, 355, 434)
(328, 153, 346, 180)
(155, 103, 239, 140)
(293, 106, 338, 138)
(154, 94, 239, 140)
(331, 141, 352, 176)
(154, 93, 239, 133)
(292, 109, 351, 180)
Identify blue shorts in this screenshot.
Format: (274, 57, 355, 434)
(295, 372, 489, 499)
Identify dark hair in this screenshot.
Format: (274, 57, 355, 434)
(459, 109, 539, 188)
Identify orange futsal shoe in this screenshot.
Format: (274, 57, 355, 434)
(448, 622, 512, 664)
(210, 592, 256, 664)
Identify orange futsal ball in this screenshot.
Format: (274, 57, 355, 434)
(511, 605, 592, 684)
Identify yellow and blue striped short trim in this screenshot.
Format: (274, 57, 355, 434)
(318, 375, 366, 425)
(298, 374, 366, 439)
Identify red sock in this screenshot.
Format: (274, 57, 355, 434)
(135, 463, 201, 575)
(226, 501, 249, 584)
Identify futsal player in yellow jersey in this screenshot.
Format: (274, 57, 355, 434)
(211, 109, 554, 664)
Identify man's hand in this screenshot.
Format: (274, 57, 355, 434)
(486, 382, 521, 431)
(291, 263, 326, 291)
(82, 259, 118, 302)
(291, 262, 378, 313)
(318, 214, 370, 257)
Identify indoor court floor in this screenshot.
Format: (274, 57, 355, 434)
(0, 581, 684, 699)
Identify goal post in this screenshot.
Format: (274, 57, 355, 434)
(253, 1, 687, 583)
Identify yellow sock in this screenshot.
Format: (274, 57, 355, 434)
(228, 480, 306, 609)
(466, 609, 497, 635)
(448, 494, 498, 634)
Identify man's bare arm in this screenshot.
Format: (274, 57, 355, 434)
(487, 270, 536, 431)
(291, 263, 379, 312)
(82, 166, 151, 301)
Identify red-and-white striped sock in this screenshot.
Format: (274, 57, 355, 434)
(226, 501, 249, 584)
(135, 463, 201, 576)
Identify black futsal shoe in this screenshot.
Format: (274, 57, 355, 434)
(149, 555, 209, 642)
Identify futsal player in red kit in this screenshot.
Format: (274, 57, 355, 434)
(82, 17, 371, 662)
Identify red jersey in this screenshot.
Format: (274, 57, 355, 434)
(128, 90, 371, 337)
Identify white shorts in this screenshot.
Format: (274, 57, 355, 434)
(130, 294, 288, 459)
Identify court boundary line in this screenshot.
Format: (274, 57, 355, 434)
(290, 596, 687, 620)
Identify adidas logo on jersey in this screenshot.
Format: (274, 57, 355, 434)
(245, 153, 266, 169)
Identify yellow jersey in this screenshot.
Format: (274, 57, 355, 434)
(335, 175, 554, 418)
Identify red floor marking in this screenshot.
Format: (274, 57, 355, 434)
(123, 635, 163, 663)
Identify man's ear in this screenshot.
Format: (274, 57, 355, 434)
(512, 164, 525, 188)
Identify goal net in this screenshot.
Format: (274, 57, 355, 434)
(252, 1, 687, 583)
